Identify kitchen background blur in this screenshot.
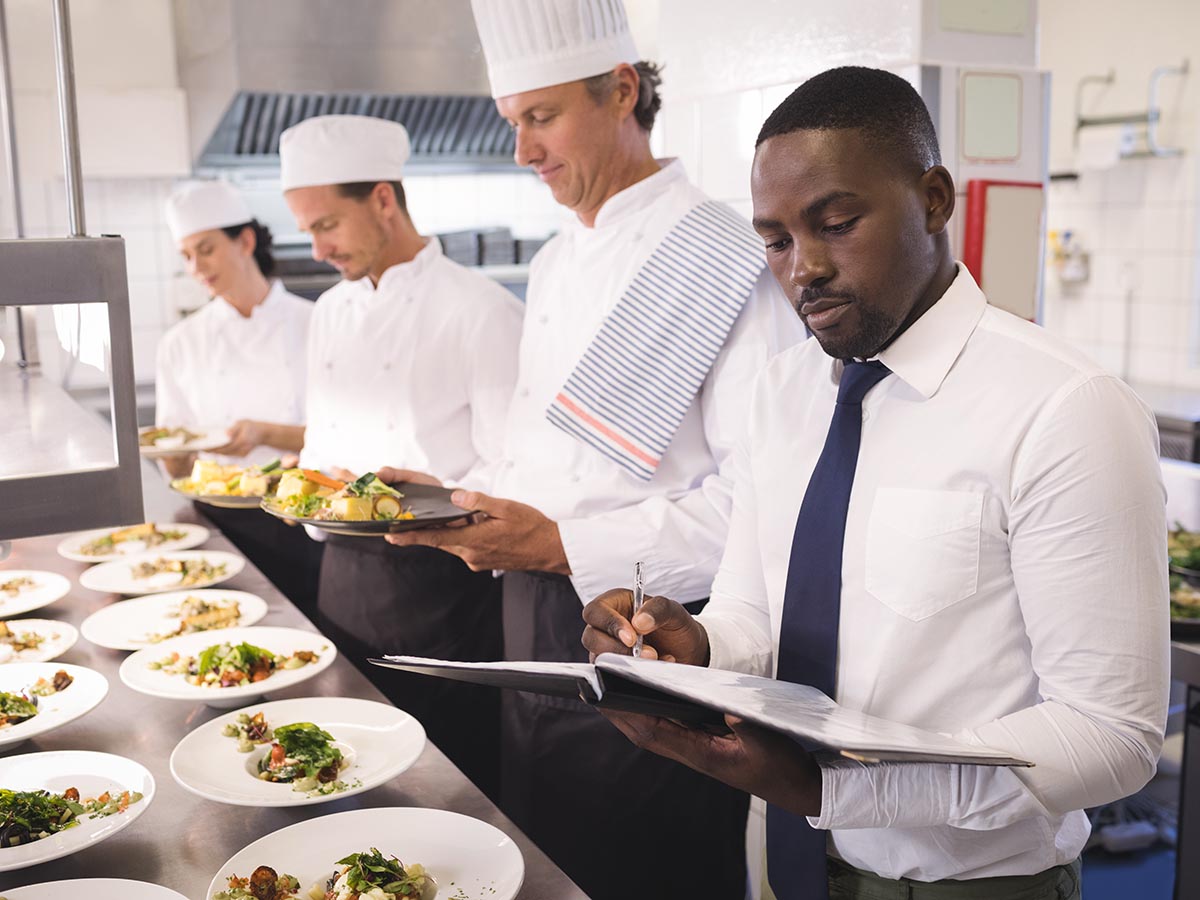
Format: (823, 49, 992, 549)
(0, 1, 1197, 894)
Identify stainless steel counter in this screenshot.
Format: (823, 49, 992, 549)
(0, 466, 587, 899)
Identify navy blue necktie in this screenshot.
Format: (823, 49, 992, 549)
(767, 359, 891, 900)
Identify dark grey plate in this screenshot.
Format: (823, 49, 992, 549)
(260, 482, 476, 537)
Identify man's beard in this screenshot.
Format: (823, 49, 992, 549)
(802, 292, 899, 360)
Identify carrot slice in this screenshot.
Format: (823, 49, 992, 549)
(300, 469, 346, 491)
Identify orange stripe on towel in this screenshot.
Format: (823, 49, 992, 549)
(555, 393, 660, 469)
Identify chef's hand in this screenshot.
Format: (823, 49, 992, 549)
(212, 420, 267, 458)
(160, 452, 196, 479)
(329, 467, 358, 483)
(601, 710, 823, 817)
(582, 589, 710, 665)
(385, 490, 570, 574)
(375, 466, 444, 488)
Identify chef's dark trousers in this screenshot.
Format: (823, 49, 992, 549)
(500, 571, 749, 900)
(196, 504, 324, 620)
(317, 537, 503, 799)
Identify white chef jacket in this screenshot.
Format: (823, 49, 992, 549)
(155, 280, 311, 465)
(698, 265, 1169, 881)
(299, 237, 523, 484)
(472, 159, 807, 604)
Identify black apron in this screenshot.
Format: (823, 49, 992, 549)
(317, 537, 502, 800)
(196, 504, 324, 620)
(500, 571, 749, 900)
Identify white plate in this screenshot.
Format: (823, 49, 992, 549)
(80, 589, 268, 652)
(56, 523, 210, 563)
(1, 879, 187, 899)
(0, 662, 109, 749)
(208, 807, 524, 900)
(0, 750, 154, 872)
(138, 425, 229, 459)
(0, 571, 70, 619)
(170, 696, 426, 807)
(120, 626, 336, 707)
(0, 618, 79, 664)
(79, 550, 244, 596)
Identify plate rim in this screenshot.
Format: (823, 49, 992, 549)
(0, 617, 80, 664)
(206, 805, 525, 900)
(0, 661, 110, 748)
(168, 695, 427, 807)
(0, 571, 72, 618)
(79, 589, 269, 651)
(0, 748, 156, 873)
(137, 425, 229, 459)
(56, 523, 210, 564)
(118, 625, 337, 701)
(2, 878, 188, 899)
(78, 549, 245, 596)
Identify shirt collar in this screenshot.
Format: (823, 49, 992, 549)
(875, 262, 986, 399)
(828, 262, 986, 399)
(372, 236, 442, 293)
(589, 158, 687, 230)
(211, 278, 285, 323)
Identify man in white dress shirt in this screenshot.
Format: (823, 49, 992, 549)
(279, 115, 524, 798)
(583, 67, 1168, 900)
(383, 1, 806, 896)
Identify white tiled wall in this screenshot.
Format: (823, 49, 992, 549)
(1038, 0, 1200, 390)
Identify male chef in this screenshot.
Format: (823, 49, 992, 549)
(380, 1, 806, 896)
(582, 66, 1169, 900)
(277, 115, 523, 797)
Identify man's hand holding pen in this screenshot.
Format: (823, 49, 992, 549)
(581, 588, 711, 665)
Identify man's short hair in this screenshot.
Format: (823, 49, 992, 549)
(584, 61, 664, 133)
(757, 66, 940, 172)
(336, 180, 408, 213)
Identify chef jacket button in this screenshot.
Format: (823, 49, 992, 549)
(325, 362, 333, 370)
(387, 422, 396, 431)
(571, 474, 582, 483)
(631, 231, 643, 242)
(383, 362, 391, 371)
(538, 314, 549, 325)
(519, 387, 531, 398)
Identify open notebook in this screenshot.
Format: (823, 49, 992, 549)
(369, 653, 1032, 768)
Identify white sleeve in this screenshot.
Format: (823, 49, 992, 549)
(460, 292, 523, 485)
(557, 270, 806, 605)
(154, 330, 194, 428)
(811, 376, 1169, 831)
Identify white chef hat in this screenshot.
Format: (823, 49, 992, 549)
(165, 181, 252, 242)
(279, 115, 410, 191)
(470, 0, 640, 99)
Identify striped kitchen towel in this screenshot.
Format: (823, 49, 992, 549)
(546, 199, 767, 480)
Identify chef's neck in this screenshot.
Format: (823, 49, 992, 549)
(574, 140, 661, 229)
(366, 217, 429, 287)
(221, 268, 272, 318)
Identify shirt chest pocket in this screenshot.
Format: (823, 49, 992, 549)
(863, 487, 984, 621)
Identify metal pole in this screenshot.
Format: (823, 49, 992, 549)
(50, 0, 85, 237)
(0, 0, 24, 239)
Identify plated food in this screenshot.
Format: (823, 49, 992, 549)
(214, 848, 435, 900)
(120, 626, 336, 707)
(56, 522, 209, 563)
(172, 459, 285, 509)
(0, 663, 108, 750)
(263, 472, 473, 537)
(80, 589, 268, 651)
(208, 807, 523, 900)
(1169, 527, 1200, 638)
(0, 571, 70, 618)
(0, 879, 189, 899)
(0, 618, 78, 664)
(79, 550, 244, 596)
(138, 425, 228, 459)
(170, 696, 425, 807)
(0, 750, 154, 872)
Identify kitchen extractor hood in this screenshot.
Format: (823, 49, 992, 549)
(197, 90, 516, 173)
(172, 0, 513, 173)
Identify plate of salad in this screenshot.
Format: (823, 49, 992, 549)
(78, 550, 244, 596)
(208, 807, 523, 900)
(80, 589, 268, 651)
(262, 470, 475, 537)
(138, 425, 228, 459)
(0, 750, 154, 872)
(119, 626, 335, 707)
(171, 458, 285, 509)
(0, 879, 188, 899)
(0, 571, 71, 619)
(0, 618, 79, 664)
(0, 662, 108, 750)
(56, 522, 210, 563)
(170, 696, 426, 807)
(1168, 527, 1200, 639)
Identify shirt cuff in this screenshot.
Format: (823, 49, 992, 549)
(557, 515, 658, 607)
